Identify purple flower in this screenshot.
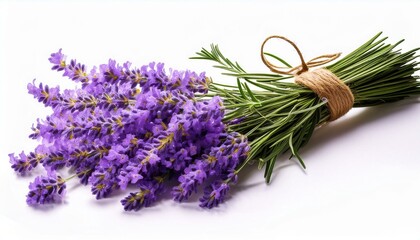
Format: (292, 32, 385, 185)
(105, 145, 129, 164)
(227, 116, 246, 125)
(214, 132, 249, 171)
(26, 173, 66, 205)
(43, 151, 66, 170)
(117, 168, 143, 190)
(199, 181, 230, 209)
(9, 152, 32, 174)
(172, 162, 208, 202)
(10, 49, 251, 211)
(27, 80, 61, 107)
(121, 181, 161, 211)
(100, 59, 122, 83)
(89, 170, 115, 199)
(62, 59, 89, 83)
(134, 147, 161, 174)
(49, 49, 66, 71)
(226, 169, 239, 184)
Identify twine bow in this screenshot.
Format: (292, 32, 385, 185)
(260, 35, 354, 121)
(260, 35, 341, 76)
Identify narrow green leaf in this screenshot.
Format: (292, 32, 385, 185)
(289, 132, 306, 169)
(243, 82, 260, 103)
(236, 78, 248, 100)
(264, 52, 293, 68)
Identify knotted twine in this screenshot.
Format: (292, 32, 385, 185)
(260, 35, 354, 121)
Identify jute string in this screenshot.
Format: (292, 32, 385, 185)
(261, 35, 354, 121)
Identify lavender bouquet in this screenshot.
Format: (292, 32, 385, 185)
(8, 32, 420, 211)
(9, 50, 249, 210)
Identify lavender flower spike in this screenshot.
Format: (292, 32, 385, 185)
(26, 173, 66, 205)
(49, 48, 66, 71)
(199, 181, 230, 209)
(121, 181, 161, 211)
(9, 49, 250, 211)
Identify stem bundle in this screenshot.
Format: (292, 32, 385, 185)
(193, 32, 420, 182)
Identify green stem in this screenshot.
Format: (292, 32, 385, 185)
(194, 32, 420, 182)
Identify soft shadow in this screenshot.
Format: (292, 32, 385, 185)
(232, 159, 295, 192)
(90, 185, 153, 207)
(29, 199, 68, 212)
(273, 156, 304, 179)
(177, 200, 229, 214)
(300, 98, 420, 158)
(230, 98, 420, 185)
(30, 204, 56, 212)
(91, 197, 119, 206)
(121, 206, 162, 216)
(10, 167, 46, 179)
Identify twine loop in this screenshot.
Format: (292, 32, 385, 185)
(261, 35, 354, 121)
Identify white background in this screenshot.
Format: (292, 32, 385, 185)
(1, 1, 420, 239)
